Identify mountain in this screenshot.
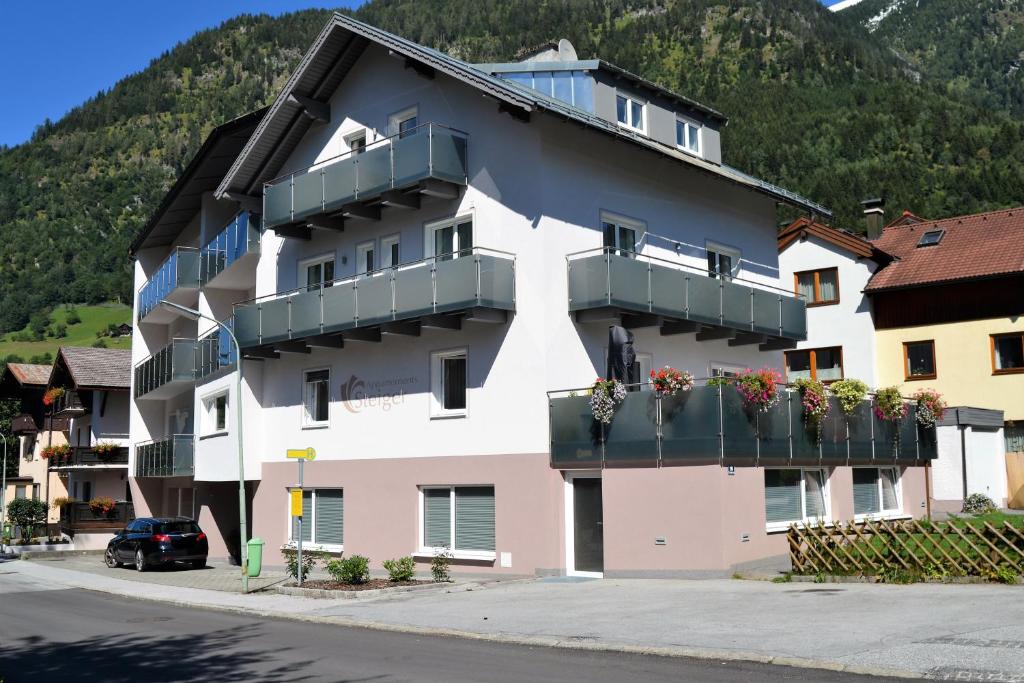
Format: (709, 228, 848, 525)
(0, 0, 1021, 334)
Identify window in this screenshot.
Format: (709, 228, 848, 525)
(785, 347, 844, 382)
(916, 229, 944, 247)
(431, 350, 467, 417)
(428, 216, 472, 261)
(706, 242, 739, 280)
(356, 240, 375, 275)
(288, 488, 344, 549)
(793, 268, 839, 305)
(711, 363, 745, 379)
(33, 483, 41, 501)
(420, 485, 495, 557)
(14, 485, 26, 499)
(344, 129, 367, 155)
(201, 392, 228, 436)
(303, 369, 330, 427)
(853, 468, 901, 518)
(764, 469, 830, 530)
(676, 118, 702, 156)
(616, 93, 645, 132)
(903, 340, 936, 380)
(389, 106, 418, 139)
(632, 353, 653, 392)
(601, 215, 640, 256)
(301, 255, 335, 291)
(381, 234, 400, 269)
(992, 333, 1024, 375)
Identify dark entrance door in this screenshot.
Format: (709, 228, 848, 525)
(573, 478, 604, 573)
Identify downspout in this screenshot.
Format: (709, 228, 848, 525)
(960, 423, 969, 502)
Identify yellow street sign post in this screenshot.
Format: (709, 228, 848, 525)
(287, 447, 315, 584)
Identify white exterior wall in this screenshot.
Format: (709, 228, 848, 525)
(931, 424, 1009, 508)
(778, 235, 879, 385)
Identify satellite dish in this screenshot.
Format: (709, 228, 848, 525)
(558, 39, 578, 61)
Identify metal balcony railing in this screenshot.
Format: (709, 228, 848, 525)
(135, 435, 195, 478)
(138, 246, 201, 322)
(60, 501, 134, 532)
(52, 390, 88, 416)
(233, 247, 515, 349)
(133, 339, 198, 399)
(548, 382, 937, 469)
(64, 446, 130, 466)
(200, 211, 261, 286)
(566, 248, 807, 342)
(195, 319, 237, 380)
(263, 123, 468, 229)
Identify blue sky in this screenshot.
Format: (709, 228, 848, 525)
(0, 0, 843, 148)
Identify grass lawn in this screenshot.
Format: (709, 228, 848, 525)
(0, 303, 131, 361)
(948, 511, 1024, 529)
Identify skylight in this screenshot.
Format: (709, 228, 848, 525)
(917, 229, 944, 247)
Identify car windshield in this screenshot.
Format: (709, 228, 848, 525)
(157, 521, 201, 534)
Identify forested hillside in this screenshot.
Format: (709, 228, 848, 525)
(0, 0, 1021, 334)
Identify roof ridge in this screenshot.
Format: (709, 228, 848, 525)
(884, 205, 1024, 231)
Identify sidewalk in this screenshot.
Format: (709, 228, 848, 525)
(10, 557, 1024, 680)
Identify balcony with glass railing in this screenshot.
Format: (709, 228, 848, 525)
(133, 339, 198, 400)
(233, 247, 515, 352)
(200, 211, 261, 288)
(138, 246, 201, 324)
(567, 248, 807, 345)
(263, 123, 468, 232)
(195, 319, 236, 380)
(548, 382, 937, 469)
(134, 435, 194, 478)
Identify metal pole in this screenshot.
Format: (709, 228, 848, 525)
(1, 432, 7, 553)
(224, 322, 248, 596)
(297, 458, 304, 586)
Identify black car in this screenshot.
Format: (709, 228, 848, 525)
(105, 517, 208, 571)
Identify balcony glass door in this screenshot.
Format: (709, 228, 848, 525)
(571, 476, 604, 575)
(431, 219, 473, 261)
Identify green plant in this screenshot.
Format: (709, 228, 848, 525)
(813, 571, 827, 584)
(326, 555, 370, 584)
(913, 388, 946, 427)
(92, 338, 107, 348)
(963, 493, 997, 514)
(982, 565, 1019, 585)
(873, 386, 907, 422)
(431, 547, 453, 582)
(734, 367, 783, 412)
(878, 566, 920, 584)
(793, 377, 829, 441)
(771, 573, 793, 583)
(88, 497, 116, 516)
(6, 498, 48, 542)
(590, 378, 626, 424)
(705, 377, 730, 388)
(93, 442, 121, 457)
(829, 379, 869, 415)
(282, 548, 323, 581)
(65, 308, 81, 325)
(51, 496, 75, 509)
(41, 387, 64, 407)
(382, 556, 416, 582)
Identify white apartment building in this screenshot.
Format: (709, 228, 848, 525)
(128, 15, 936, 577)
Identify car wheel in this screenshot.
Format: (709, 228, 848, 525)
(135, 549, 147, 572)
(105, 548, 121, 568)
(190, 559, 206, 570)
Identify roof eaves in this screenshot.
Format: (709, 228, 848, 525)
(595, 60, 728, 123)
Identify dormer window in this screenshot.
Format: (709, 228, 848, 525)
(917, 229, 944, 247)
(676, 118, 702, 157)
(616, 94, 645, 133)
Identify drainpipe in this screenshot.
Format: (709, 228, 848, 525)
(960, 424, 969, 503)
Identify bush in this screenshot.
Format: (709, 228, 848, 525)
(963, 493, 996, 514)
(382, 556, 416, 582)
(326, 555, 370, 584)
(6, 498, 49, 541)
(54, 323, 67, 338)
(91, 338, 107, 348)
(282, 548, 323, 580)
(431, 547, 453, 583)
(65, 308, 81, 325)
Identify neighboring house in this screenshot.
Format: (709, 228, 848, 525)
(128, 14, 935, 578)
(779, 205, 1024, 511)
(46, 347, 134, 549)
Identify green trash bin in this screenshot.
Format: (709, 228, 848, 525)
(246, 537, 264, 578)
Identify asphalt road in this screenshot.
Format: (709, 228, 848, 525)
(0, 579, 898, 682)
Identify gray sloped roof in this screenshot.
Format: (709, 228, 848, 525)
(216, 13, 830, 218)
(55, 347, 132, 390)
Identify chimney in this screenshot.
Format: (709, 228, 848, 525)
(861, 197, 885, 240)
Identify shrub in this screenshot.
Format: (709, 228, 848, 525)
(829, 378, 869, 415)
(326, 555, 370, 584)
(963, 493, 997, 514)
(53, 323, 67, 338)
(382, 556, 416, 582)
(92, 338, 107, 348)
(6, 498, 48, 541)
(431, 547, 453, 583)
(282, 548, 323, 581)
(65, 308, 81, 325)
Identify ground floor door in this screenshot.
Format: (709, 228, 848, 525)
(571, 476, 604, 575)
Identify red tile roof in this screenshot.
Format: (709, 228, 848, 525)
(5, 363, 51, 386)
(865, 206, 1024, 292)
(778, 217, 894, 262)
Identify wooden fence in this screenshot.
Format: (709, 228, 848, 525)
(788, 519, 1024, 578)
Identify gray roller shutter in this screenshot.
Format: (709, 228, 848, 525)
(315, 490, 344, 546)
(853, 469, 879, 515)
(424, 488, 451, 547)
(455, 486, 495, 552)
(764, 470, 803, 524)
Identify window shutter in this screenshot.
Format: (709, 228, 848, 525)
(315, 489, 344, 546)
(764, 470, 803, 523)
(424, 489, 451, 547)
(454, 486, 495, 552)
(853, 469, 879, 515)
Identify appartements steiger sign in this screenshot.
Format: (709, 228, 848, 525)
(339, 374, 419, 413)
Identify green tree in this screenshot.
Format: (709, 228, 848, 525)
(6, 498, 49, 542)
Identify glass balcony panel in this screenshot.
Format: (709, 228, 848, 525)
(355, 272, 393, 326)
(549, 396, 602, 468)
(430, 130, 468, 185)
(434, 256, 478, 314)
(847, 401, 875, 460)
(751, 289, 781, 337)
(264, 181, 292, 227)
(568, 254, 611, 311)
(875, 418, 901, 461)
(258, 297, 291, 345)
(172, 436, 195, 477)
(476, 254, 515, 310)
(138, 247, 200, 321)
(721, 279, 751, 331)
(356, 145, 391, 198)
(321, 283, 357, 333)
(897, 413, 919, 463)
(603, 391, 659, 466)
(659, 387, 720, 465)
(819, 396, 848, 465)
(788, 393, 823, 466)
(289, 289, 322, 338)
(755, 394, 793, 466)
(234, 305, 261, 348)
(720, 387, 758, 466)
(649, 266, 687, 318)
(322, 158, 358, 213)
(393, 263, 435, 318)
(291, 170, 324, 222)
(918, 424, 938, 460)
(607, 256, 649, 311)
(686, 274, 721, 326)
(781, 295, 807, 341)
(392, 132, 431, 187)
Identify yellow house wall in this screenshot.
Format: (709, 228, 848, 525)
(875, 317, 1024, 421)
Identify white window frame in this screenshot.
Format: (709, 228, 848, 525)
(676, 117, 703, 157)
(301, 367, 331, 429)
(430, 348, 468, 418)
(615, 93, 646, 133)
(710, 362, 746, 379)
(199, 390, 229, 438)
(853, 466, 904, 522)
(344, 128, 367, 155)
(284, 487, 344, 553)
(298, 252, 336, 290)
(564, 470, 603, 578)
(424, 213, 474, 259)
(705, 240, 740, 280)
(388, 106, 419, 138)
(764, 467, 832, 533)
(415, 485, 496, 561)
(380, 234, 401, 269)
(600, 211, 645, 254)
(355, 240, 376, 275)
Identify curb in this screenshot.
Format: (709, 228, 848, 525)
(12, 562, 924, 680)
(276, 580, 455, 599)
